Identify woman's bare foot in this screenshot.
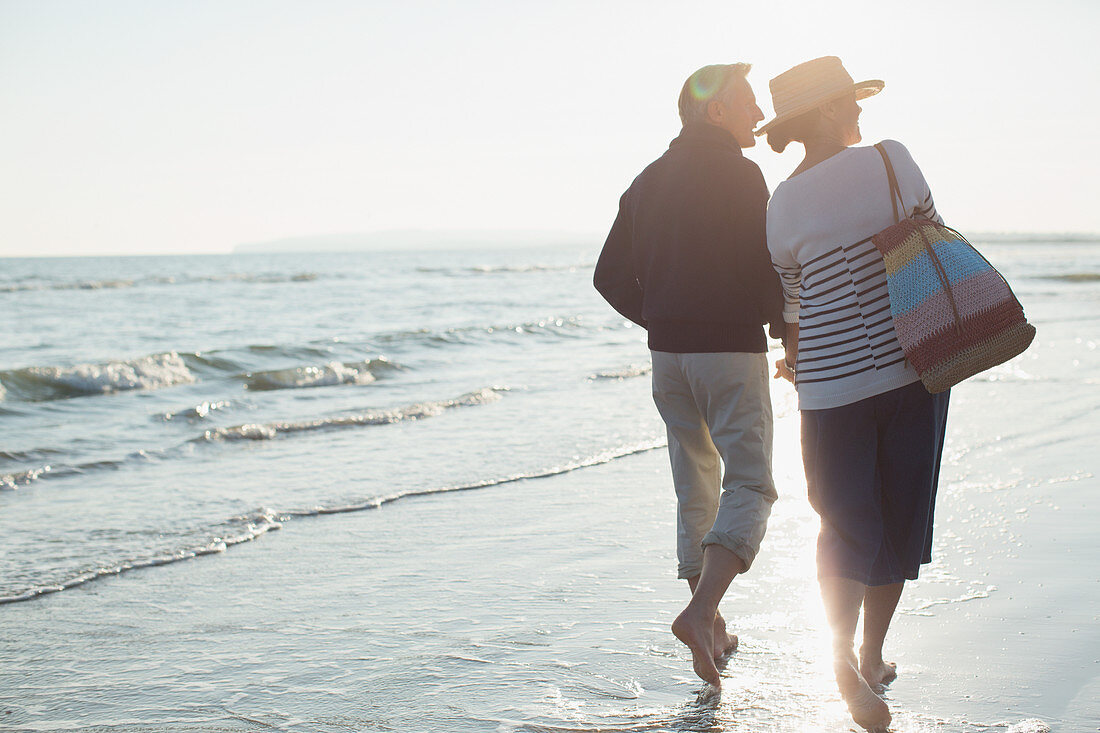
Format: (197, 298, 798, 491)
(834, 650, 891, 732)
(672, 605, 721, 687)
(859, 652, 898, 691)
(712, 614, 738, 660)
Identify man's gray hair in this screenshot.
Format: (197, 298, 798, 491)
(678, 63, 751, 126)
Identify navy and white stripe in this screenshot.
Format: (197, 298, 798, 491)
(792, 236, 904, 385)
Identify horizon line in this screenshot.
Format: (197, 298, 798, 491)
(2, 229, 1099, 260)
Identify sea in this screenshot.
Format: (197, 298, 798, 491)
(1, 240, 1097, 732)
(0, 245, 672, 601)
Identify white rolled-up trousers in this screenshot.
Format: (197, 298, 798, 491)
(651, 351, 776, 579)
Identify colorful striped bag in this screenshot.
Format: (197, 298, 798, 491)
(871, 144, 1035, 393)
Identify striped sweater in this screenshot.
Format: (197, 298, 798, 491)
(767, 140, 942, 410)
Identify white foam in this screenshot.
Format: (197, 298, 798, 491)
(0, 512, 283, 605)
(1004, 720, 1052, 733)
(199, 387, 504, 442)
(904, 585, 997, 615)
(213, 423, 279, 441)
(27, 352, 196, 395)
(162, 400, 232, 421)
(0, 465, 52, 490)
(373, 317, 589, 348)
(248, 361, 377, 390)
(589, 364, 651, 380)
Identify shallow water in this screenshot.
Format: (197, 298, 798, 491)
(1, 241, 1097, 731)
(0, 247, 662, 603)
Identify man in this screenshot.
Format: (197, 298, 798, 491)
(593, 63, 784, 688)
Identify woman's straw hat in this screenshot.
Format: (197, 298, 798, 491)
(756, 56, 883, 136)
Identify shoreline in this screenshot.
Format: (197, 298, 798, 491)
(1, 375, 1095, 731)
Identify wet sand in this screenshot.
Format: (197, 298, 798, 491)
(1, 359, 1096, 732)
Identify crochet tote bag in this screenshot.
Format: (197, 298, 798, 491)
(871, 144, 1035, 393)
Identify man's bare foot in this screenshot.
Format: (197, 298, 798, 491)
(712, 614, 738, 660)
(672, 605, 721, 687)
(834, 651, 891, 732)
(859, 653, 897, 692)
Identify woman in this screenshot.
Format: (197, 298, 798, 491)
(761, 57, 950, 732)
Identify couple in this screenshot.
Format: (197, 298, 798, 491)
(594, 56, 950, 732)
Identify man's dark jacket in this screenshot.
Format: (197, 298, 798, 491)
(593, 123, 784, 353)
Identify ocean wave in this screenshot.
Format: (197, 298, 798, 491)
(279, 437, 666, 519)
(0, 456, 133, 491)
(0, 347, 403, 402)
(589, 364, 652, 380)
(0, 279, 137, 293)
(0, 438, 664, 605)
(1, 321, 584, 403)
(195, 387, 504, 442)
(161, 400, 234, 421)
(242, 342, 334, 357)
(372, 316, 590, 348)
(243, 358, 399, 391)
(0, 278, 138, 293)
(0, 447, 64, 463)
(0, 352, 196, 402)
(1034, 272, 1100, 282)
(902, 585, 997, 616)
(0, 464, 54, 490)
(974, 233, 1100, 244)
(0, 511, 281, 605)
(1, 388, 497, 489)
(0, 272, 320, 294)
(416, 263, 593, 276)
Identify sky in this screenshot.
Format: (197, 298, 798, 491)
(1, 0, 1098, 257)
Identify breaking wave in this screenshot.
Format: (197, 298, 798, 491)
(2, 388, 505, 489)
(195, 387, 504, 442)
(0, 316, 598, 404)
(243, 358, 399, 391)
(1, 464, 55, 490)
(0, 350, 402, 403)
(372, 316, 591, 348)
(0, 511, 282, 605)
(0, 353, 196, 402)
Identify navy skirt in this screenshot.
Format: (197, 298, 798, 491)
(801, 380, 950, 586)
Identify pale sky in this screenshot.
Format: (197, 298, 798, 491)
(1, 0, 1097, 257)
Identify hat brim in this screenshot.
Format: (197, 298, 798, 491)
(754, 79, 884, 136)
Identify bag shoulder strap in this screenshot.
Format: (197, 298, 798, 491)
(874, 142, 904, 225)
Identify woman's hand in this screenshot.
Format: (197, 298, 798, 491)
(774, 322, 799, 385)
(773, 358, 796, 384)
